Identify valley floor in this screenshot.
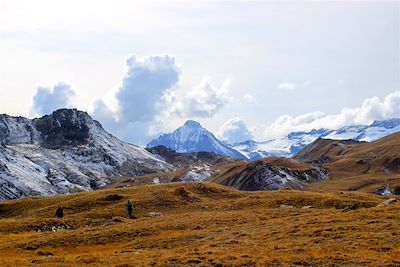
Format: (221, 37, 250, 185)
(0, 182, 399, 266)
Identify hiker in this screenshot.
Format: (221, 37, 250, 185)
(125, 200, 135, 219)
(55, 207, 64, 219)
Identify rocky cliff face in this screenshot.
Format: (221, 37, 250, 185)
(0, 109, 173, 200)
(34, 109, 91, 148)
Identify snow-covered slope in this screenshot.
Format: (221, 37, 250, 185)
(232, 119, 400, 160)
(0, 109, 173, 200)
(147, 120, 246, 159)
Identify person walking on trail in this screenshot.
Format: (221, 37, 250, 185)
(55, 207, 64, 219)
(125, 200, 135, 219)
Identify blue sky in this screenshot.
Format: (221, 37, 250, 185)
(0, 1, 398, 145)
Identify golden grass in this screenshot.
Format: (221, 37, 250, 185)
(0, 182, 399, 266)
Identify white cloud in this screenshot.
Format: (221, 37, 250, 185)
(31, 83, 76, 116)
(89, 54, 181, 144)
(115, 54, 180, 123)
(264, 90, 400, 139)
(278, 82, 296, 91)
(163, 78, 230, 118)
(217, 117, 253, 144)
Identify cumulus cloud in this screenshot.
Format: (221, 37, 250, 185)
(217, 117, 253, 144)
(164, 78, 230, 118)
(278, 82, 295, 91)
(31, 83, 76, 116)
(264, 90, 400, 139)
(88, 55, 180, 144)
(115, 54, 180, 123)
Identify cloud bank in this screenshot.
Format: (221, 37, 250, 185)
(28, 54, 398, 146)
(217, 117, 253, 144)
(31, 83, 76, 116)
(264, 90, 400, 139)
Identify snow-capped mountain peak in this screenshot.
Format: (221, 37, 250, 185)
(183, 120, 202, 128)
(147, 120, 246, 159)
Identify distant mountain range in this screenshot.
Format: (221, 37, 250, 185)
(211, 131, 400, 194)
(148, 118, 400, 160)
(0, 109, 172, 200)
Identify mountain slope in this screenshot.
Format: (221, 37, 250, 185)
(0, 109, 173, 200)
(295, 132, 400, 194)
(232, 118, 400, 159)
(147, 120, 246, 159)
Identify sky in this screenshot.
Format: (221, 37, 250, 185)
(0, 0, 399, 145)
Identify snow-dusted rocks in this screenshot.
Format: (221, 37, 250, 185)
(147, 120, 247, 159)
(0, 109, 173, 200)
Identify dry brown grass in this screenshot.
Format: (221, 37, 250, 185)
(0, 182, 399, 266)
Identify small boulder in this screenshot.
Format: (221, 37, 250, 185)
(148, 212, 163, 218)
(280, 204, 294, 209)
(112, 217, 124, 223)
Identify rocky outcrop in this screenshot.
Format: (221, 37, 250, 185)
(0, 109, 173, 200)
(212, 160, 328, 191)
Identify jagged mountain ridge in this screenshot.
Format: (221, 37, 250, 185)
(147, 120, 247, 159)
(0, 109, 173, 200)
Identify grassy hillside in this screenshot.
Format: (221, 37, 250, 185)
(303, 132, 400, 193)
(0, 182, 399, 266)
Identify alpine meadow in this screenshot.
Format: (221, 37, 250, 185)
(0, 1, 399, 266)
